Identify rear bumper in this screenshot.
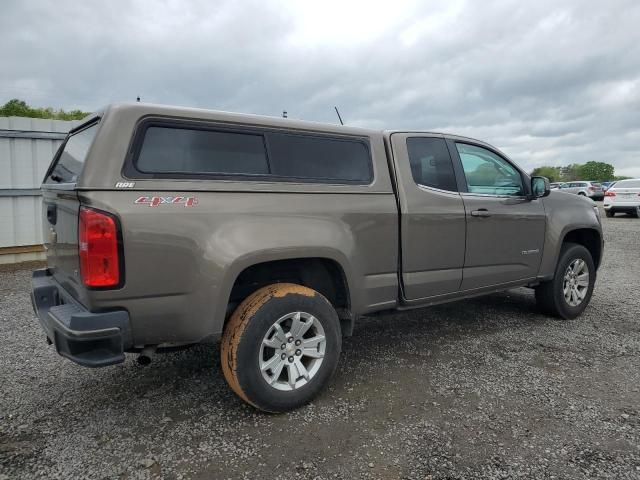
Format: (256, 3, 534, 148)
(603, 202, 640, 211)
(31, 269, 132, 367)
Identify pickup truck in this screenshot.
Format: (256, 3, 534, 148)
(31, 103, 603, 412)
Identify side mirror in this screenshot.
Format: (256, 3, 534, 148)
(531, 176, 551, 198)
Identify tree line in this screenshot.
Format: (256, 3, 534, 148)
(0, 99, 90, 121)
(530, 162, 628, 183)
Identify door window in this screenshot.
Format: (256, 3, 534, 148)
(456, 143, 524, 196)
(406, 137, 458, 191)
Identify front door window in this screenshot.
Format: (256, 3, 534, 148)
(456, 143, 524, 196)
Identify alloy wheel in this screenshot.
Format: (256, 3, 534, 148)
(259, 312, 326, 391)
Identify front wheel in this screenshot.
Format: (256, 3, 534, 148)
(535, 243, 596, 319)
(221, 283, 341, 412)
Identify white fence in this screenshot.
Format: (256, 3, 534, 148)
(0, 117, 78, 264)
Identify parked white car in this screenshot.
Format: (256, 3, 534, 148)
(603, 179, 640, 217)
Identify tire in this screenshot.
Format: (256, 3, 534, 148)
(221, 283, 341, 412)
(633, 207, 640, 218)
(578, 192, 586, 196)
(605, 209, 615, 218)
(535, 243, 596, 319)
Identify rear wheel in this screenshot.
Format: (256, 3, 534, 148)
(578, 192, 586, 196)
(221, 283, 341, 412)
(605, 209, 615, 218)
(535, 243, 595, 319)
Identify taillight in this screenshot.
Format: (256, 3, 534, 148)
(605, 191, 616, 197)
(588, 186, 594, 191)
(79, 207, 121, 287)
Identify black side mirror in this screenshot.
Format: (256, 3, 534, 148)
(531, 176, 551, 198)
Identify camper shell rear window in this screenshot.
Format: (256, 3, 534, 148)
(46, 122, 99, 184)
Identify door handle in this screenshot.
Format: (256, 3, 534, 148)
(470, 209, 491, 218)
(46, 204, 57, 225)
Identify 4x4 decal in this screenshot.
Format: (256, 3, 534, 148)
(134, 196, 198, 207)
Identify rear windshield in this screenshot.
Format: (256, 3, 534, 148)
(47, 123, 99, 183)
(614, 180, 640, 188)
(591, 183, 602, 187)
(131, 123, 373, 184)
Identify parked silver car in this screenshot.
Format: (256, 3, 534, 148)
(559, 181, 604, 200)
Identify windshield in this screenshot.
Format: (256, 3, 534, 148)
(47, 123, 99, 183)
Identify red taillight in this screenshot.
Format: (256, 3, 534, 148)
(79, 207, 120, 287)
(588, 186, 595, 191)
(605, 191, 616, 197)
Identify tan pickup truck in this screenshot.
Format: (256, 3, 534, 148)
(31, 103, 603, 411)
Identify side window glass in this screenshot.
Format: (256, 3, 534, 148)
(267, 133, 372, 183)
(406, 137, 458, 192)
(455, 143, 524, 196)
(137, 127, 269, 175)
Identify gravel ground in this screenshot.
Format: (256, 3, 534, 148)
(1, 208, 639, 480)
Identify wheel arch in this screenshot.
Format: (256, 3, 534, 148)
(560, 228, 603, 270)
(220, 252, 355, 337)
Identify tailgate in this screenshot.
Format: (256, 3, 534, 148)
(42, 187, 82, 295)
(41, 121, 100, 302)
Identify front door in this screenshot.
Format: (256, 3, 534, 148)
(449, 141, 546, 290)
(390, 133, 466, 300)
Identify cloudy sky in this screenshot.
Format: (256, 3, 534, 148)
(2, 0, 639, 176)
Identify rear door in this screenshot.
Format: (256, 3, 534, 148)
(42, 121, 99, 297)
(390, 133, 466, 299)
(449, 140, 546, 290)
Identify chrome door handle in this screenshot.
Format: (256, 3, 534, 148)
(470, 209, 491, 217)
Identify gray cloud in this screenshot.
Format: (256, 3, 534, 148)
(2, 0, 639, 176)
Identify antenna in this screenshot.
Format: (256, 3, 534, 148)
(334, 106, 344, 125)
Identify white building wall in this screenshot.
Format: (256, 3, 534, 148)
(0, 117, 78, 264)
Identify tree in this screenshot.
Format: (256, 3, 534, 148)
(531, 166, 562, 183)
(578, 161, 615, 182)
(560, 164, 583, 182)
(0, 99, 90, 120)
